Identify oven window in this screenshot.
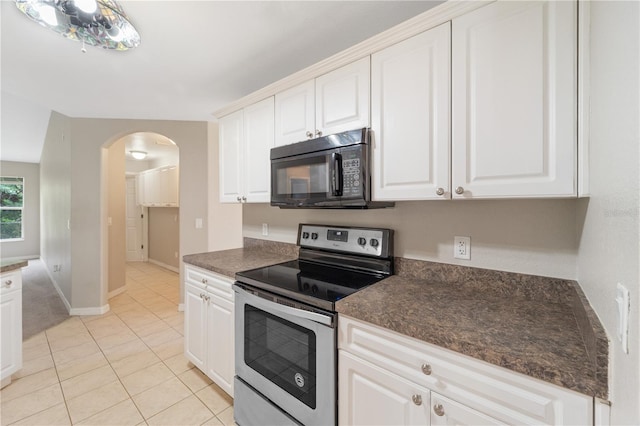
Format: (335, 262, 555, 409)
(244, 305, 317, 409)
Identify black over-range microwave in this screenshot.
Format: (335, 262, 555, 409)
(270, 128, 394, 209)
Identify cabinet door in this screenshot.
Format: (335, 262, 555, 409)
(184, 282, 207, 371)
(274, 80, 315, 146)
(316, 57, 370, 136)
(452, 0, 576, 198)
(431, 392, 504, 426)
(1, 281, 22, 382)
(219, 110, 245, 203)
(206, 294, 234, 397)
(157, 166, 179, 206)
(244, 97, 274, 203)
(371, 23, 451, 201)
(339, 351, 430, 426)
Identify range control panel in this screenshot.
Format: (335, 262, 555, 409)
(297, 224, 393, 258)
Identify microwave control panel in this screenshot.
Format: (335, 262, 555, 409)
(340, 148, 363, 197)
(298, 224, 392, 258)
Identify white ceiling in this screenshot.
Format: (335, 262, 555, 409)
(0, 0, 443, 163)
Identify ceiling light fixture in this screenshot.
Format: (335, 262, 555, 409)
(130, 150, 147, 160)
(14, 0, 140, 51)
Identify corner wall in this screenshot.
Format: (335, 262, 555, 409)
(39, 111, 72, 306)
(148, 207, 179, 270)
(577, 2, 640, 423)
(107, 139, 126, 294)
(0, 161, 40, 259)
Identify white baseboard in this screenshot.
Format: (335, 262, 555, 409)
(44, 263, 72, 314)
(108, 286, 127, 299)
(69, 305, 110, 316)
(148, 258, 179, 273)
(178, 303, 185, 312)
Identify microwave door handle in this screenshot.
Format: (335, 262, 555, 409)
(332, 153, 343, 196)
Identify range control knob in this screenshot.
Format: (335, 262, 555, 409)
(311, 232, 318, 240)
(302, 232, 310, 239)
(357, 237, 367, 246)
(370, 239, 379, 248)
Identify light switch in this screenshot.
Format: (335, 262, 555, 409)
(616, 283, 630, 354)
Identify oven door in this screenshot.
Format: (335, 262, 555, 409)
(234, 283, 336, 426)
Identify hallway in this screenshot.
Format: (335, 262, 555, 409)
(0, 262, 234, 425)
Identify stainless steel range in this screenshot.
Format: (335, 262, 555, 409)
(233, 224, 394, 426)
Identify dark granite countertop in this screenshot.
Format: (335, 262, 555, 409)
(182, 239, 298, 279)
(337, 258, 609, 399)
(1, 259, 28, 273)
(183, 239, 608, 399)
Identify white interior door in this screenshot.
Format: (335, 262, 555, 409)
(126, 176, 144, 261)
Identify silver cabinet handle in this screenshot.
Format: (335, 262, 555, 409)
(236, 196, 242, 202)
(306, 131, 313, 138)
(412, 395, 422, 406)
(199, 293, 204, 299)
(201, 278, 207, 284)
(241, 196, 247, 202)
(455, 186, 464, 195)
(421, 363, 432, 375)
(433, 403, 445, 416)
(4, 280, 13, 287)
(436, 188, 445, 196)
(315, 130, 322, 137)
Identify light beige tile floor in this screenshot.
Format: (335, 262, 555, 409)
(0, 262, 234, 426)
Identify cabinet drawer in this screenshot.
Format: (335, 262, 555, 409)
(339, 316, 592, 425)
(185, 265, 234, 301)
(0, 271, 22, 295)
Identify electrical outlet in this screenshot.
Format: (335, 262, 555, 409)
(454, 236, 471, 260)
(262, 223, 269, 236)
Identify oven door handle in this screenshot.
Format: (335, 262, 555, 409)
(237, 286, 335, 327)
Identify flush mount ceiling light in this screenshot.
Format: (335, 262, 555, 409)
(129, 150, 147, 160)
(15, 0, 140, 51)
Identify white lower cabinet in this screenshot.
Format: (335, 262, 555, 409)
(184, 265, 234, 396)
(1, 270, 23, 387)
(338, 316, 593, 426)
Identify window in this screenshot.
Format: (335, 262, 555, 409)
(1, 177, 24, 241)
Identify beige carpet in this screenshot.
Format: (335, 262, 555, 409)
(21, 259, 70, 340)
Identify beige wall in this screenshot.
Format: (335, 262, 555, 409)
(37, 117, 211, 311)
(577, 2, 640, 423)
(244, 199, 579, 279)
(148, 207, 179, 269)
(39, 111, 72, 306)
(0, 161, 40, 259)
(107, 139, 126, 294)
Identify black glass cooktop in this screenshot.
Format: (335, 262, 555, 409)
(235, 259, 387, 312)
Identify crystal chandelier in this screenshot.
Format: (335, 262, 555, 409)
(14, 0, 140, 51)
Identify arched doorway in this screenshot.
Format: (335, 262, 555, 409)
(105, 132, 180, 299)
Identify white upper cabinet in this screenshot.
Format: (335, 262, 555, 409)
(452, 0, 577, 198)
(274, 58, 370, 146)
(136, 166, 179, 207)
(219, 97, 274, 203)
(219, 109, 244, 203)
(371, 23, 451, 201)
(274, 80, 315, 146)
(316, 57, 370, 137)
(243, 98, 275, 202)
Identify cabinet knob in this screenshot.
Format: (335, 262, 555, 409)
(411, 395, 423, 406)
(4, 280, 12, 287)
(306, 131, 314, 139)
(236, 196, 242, 202)
(315, 130, 322, 137)
(455, 186, 464, 195)
(433, 403, 445, 417)
(421, 363, 432, 375)
(199, 293, 204, 299)
(436, 188, 445, 196)
(201, 278, 207, 284)
(241, 196, 247, 202)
